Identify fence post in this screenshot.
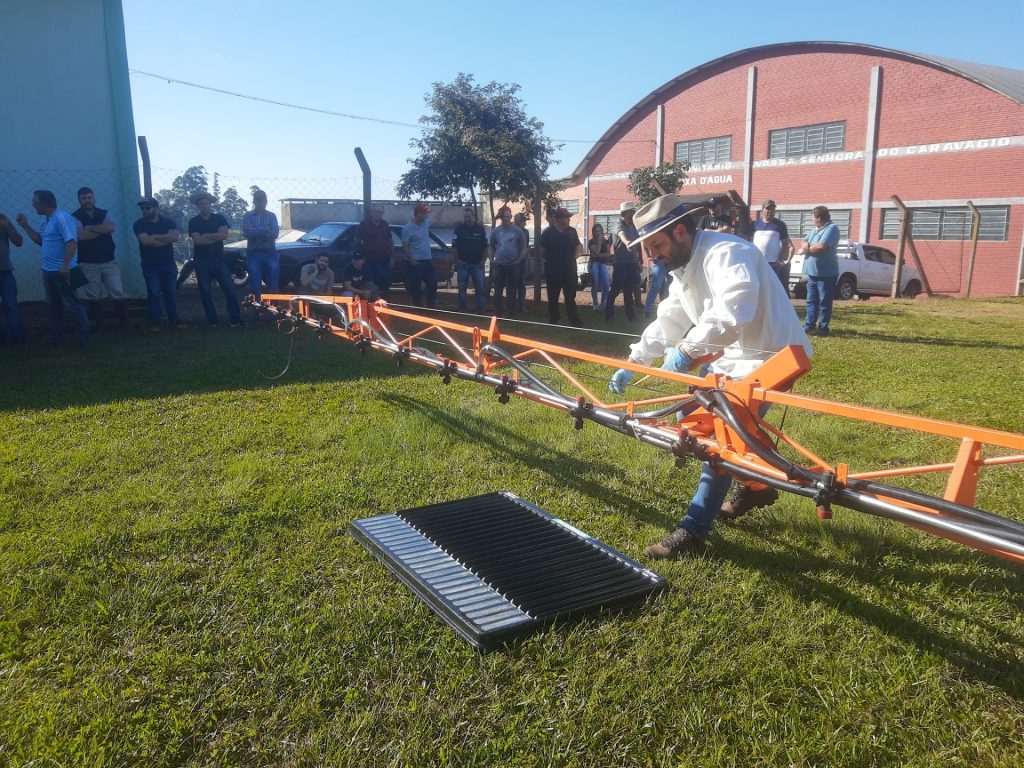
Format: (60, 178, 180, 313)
(354, 147, 371, 221)
(964, 201, 981, 298)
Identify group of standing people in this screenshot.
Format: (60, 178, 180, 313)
(0, 186, 284, 348)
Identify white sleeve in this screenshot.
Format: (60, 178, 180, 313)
(678, 247, 759, 359)
(628, 292, 693, 364)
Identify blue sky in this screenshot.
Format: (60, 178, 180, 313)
(123, 0, 1024, 199)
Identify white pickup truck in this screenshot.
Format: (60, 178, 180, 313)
(788, 240, 923, 300)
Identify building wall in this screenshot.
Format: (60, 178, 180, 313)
(567, 45, 1024, 296)
(0, 0, 141, 301)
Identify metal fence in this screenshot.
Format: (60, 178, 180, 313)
(0, 165, 403, 301)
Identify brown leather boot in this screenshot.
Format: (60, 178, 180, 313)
(719, 485, 779, 520)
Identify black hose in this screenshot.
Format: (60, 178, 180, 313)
(847, 478, 1024, 536)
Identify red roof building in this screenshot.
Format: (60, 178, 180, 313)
(562, 42, 1024, 297)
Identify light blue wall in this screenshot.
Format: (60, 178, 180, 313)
(0, 0, 141, 301)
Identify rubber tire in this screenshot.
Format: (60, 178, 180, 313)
(902, 279, 922, 299)
(836, 274, 856, 301)
(790, 282, 807, 300)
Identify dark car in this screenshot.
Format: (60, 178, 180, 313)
(224, 221, 454, 290)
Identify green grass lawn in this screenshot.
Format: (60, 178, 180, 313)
(1, 297, 1023, 767)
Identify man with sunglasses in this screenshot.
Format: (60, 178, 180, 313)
(133, 197, 184, 331)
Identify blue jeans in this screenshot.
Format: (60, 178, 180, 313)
(644, 261, 668, 316)
(246, 250, 279, 300)
(514, 259, 527, 312)
(590, 262, 610, 309)
(369, 259, 392, 299)
(678, 402, 772, 539)
(491, 262, 518, 315)
(195, 258, 241, 324)
(42, 270, 91, 347)
(805, 275, 837, 332)
(0, 270, 27, 343)
(142, 264, 180, 325)
(407, 260, 436, 307)
(605, 261, 639, 321)
(455, 262, 486, 311)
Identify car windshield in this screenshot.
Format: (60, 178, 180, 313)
(299, 223, 349, 245)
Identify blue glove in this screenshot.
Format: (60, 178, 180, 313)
(661, 347, 694, 373)
(608, 368, 634, 394)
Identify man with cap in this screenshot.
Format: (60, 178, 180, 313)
(605, 201, 641, 322)
(539, 207, 583, 326)
(488, 205, 527, 317)
(340, 252, 381, 301)
(452, 205, 489, 312)
(751, 200, 792, 286)
(188, 191, 244, 327)
(401, 202, 436, 308)
(607, 194, 811, 558)
(133, 197, 184, 331)
(697, 196, 734, 233)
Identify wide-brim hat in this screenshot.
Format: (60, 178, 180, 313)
(190, 191, 215, 206)
(628, 194, 706, 248)
(619, 201, 635, 213)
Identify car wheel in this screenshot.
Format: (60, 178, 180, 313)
(790, 282, 806, 300)
(836, 274, 856, 301)
(902, 279, 922, 299)
(232, 267, 250, 288)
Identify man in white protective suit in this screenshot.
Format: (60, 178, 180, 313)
(607, 193, 812, 559)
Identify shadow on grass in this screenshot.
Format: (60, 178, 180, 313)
(721, 523, 1024, 699)
(382, 393, 676, 530)
(0, 326, 406, 412)
(821, 328, 1024, 351)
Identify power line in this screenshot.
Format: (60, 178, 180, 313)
(130, 69, 421, 128)
(128, 69, 654, 146)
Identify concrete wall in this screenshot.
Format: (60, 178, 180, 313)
(0, 0, 141, 301)
(281, 199, 478, 232)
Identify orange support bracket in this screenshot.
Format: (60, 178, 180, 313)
(944, 439, 983, 506)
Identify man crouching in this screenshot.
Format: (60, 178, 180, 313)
(607, 194, 811, 558)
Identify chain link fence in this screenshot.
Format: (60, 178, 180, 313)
(0, 166, 406, 301)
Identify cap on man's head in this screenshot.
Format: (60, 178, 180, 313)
(762, 199, 777, 209)
(619, 201, 636, 213)
(413, 202, 430, 215)
(628, 194, 705, 248)
(190, 191, 215, 206)
(463, 205, 475, 214)
(351, 252, 366, 260)
(554, 207, 572, 219)
(137, 197, 159, 208)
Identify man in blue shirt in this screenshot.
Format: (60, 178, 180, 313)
(16, 190, 91, 347)
(401, 202, 435, 308)
(799, 205, 841, 336)
(241, 189, 280, 302)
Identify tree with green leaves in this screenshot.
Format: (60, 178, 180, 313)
(219, 187, 249, 225)
(154, 166, 252, 228)
(155, 165, 209, 228)
(626, 162, 690, 206)
(397, 74, 558, 218)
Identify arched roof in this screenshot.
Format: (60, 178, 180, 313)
(572, 41, 1024, 179)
